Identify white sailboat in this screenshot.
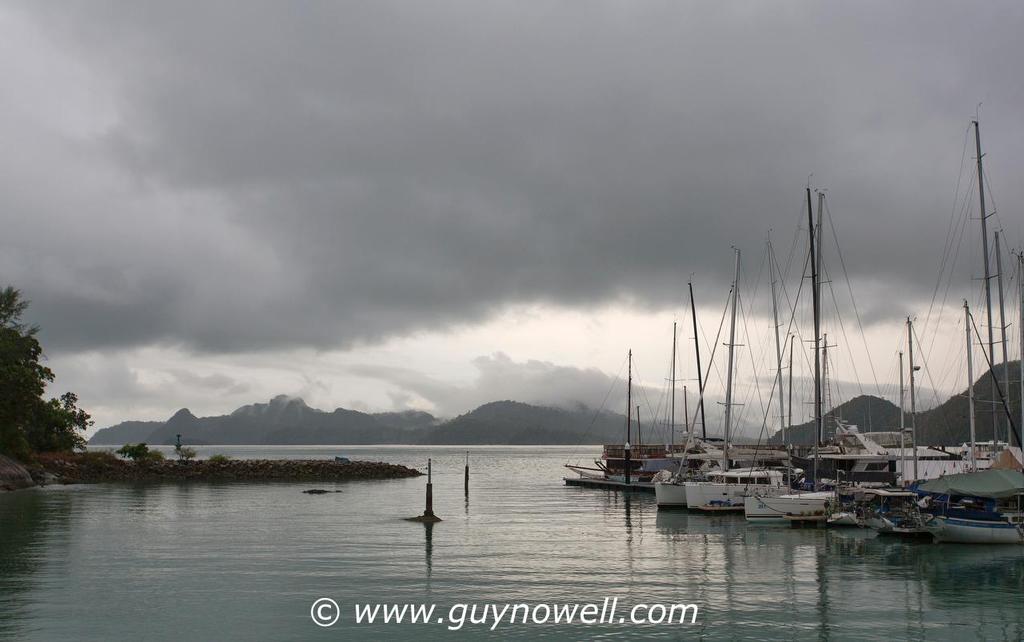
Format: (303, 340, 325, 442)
(744, 189, 828, 521)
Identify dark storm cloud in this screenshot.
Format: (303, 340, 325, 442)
(4, 1, 1024, 353)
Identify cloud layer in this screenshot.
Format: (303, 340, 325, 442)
(5, 2, 1023, 356)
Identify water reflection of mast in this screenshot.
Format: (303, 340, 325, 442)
(814, 537, 830, 638)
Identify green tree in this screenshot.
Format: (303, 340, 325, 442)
(117, 443, 161, 461)
(175, 445, 197, 462)
(0, 287, 92, 459)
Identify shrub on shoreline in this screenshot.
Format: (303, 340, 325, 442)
(116, 443, 165, 462)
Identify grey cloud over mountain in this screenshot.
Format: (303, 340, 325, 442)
(3, 1, 1024, 359)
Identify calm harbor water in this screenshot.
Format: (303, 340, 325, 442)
(2, 445, 1023, 640)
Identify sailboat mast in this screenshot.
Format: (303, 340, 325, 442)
(823, 332, 830, 439)
(787, 334, 794, 446)
(807, 187, 822, 489)
(966, 301, 977, 471)
(671, 322, 677, 448)
(995, 230, 1009, 447)
(907, 317, 919, 482)
(769, 235, 785, 449)
(625, 349, 632, 485)
(899, 351, 906, 486)
(683, 385, 690, 437)
(973, 120, 997, 438)
(723, 248, 741, 471)
(1019, 252, 1023, 447)
(636, 405, 641, 447)
(689, 281, 707, 440)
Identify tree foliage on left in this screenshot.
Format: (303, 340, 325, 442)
(0, 287, 92, 460)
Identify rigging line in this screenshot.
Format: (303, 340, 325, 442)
(641, 345, 675, 442)
(775, 221, 811, 344)
(688, 280, 734, 436)
(823, 197, 881, 396)
(697, 278, 736, 421)
(923, 124, 972, 340)
(925, 180, 974, 361)
(911, 322, 956, 441)
(982, 164, 1003, 236)
(769, 224, 821, 435)
(567, 353, 628, 465)
(781, 194, 810, 287)
(739, 309, 787, 490)
(651, 340, 678, 442)
(724, 248, 766, 433)
(968, 310, 1021, 446)
(776, 235, 815, 376)
(730, 244, 775, 432)
(630, 357, 664, 445)
(820, 260, 865, 400)
(736, 285, 768, 438)
(786, 258, 819, 391)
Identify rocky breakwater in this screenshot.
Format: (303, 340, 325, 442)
(33, 452, 422, 485)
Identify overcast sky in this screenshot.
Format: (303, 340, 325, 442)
(2, 2, 1023, 435)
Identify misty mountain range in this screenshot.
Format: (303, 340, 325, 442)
(91, 364, 1021, 447)
(88, 395, 629, 446)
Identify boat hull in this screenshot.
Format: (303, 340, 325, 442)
(925, 515, 1024, 544)
(654, 482, 688, 509)
(827, 512, 859, 527)
(685, 482, 786, 512)
(744, 493, 830, 523)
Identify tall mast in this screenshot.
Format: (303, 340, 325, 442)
(683, 385, 690, 438)
(769, 235, 786, 450)
(670, 322, 677, 448)
(973, 120, 997, 439)
(689, 281, 707, 440)
(1019, 252, 1024, 448)
(823, 332, 830, 439)
(966, 301, 977, 471)
(723, 248, 741, 471)
(899, 351, 906, 486)
(625, 349, 632, 485)
(787, 334, 794, 447)
(816, 192, 825, 440)
(636, 405, 641, 447)
(995, 230, 1009, 447)
(808, 188, 823, 489)
(907, 317, 919, 482)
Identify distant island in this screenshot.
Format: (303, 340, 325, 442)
(89, 396, 630, 446)
(90, 364, 1022, 447)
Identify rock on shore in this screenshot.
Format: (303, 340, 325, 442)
(0, 454, 36, 491)
(29, 452, 422, 485)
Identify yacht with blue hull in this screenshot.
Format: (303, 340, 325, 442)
(918, 469, 1024, 544)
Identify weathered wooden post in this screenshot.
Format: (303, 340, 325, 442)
(464, 451, 469, 498)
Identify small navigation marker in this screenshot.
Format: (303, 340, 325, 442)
(464, 451, 469, 498)
(406, 458, 442, 523)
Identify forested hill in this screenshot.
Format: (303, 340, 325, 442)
(769, 363, 1022, 446)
